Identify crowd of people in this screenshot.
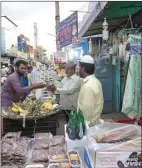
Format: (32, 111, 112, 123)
(1, 65, 15, 77)
(1, 55, 104, 126)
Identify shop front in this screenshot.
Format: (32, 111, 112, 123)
(1, 25, 18, 65)
(79, 1, 142, 115)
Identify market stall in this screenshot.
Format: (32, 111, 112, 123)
(1, 107, 141, 168)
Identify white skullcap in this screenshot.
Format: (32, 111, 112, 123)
(80, 55, 94, 64)
(2, 65, 6, 68)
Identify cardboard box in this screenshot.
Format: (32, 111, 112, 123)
(84, 148, 141, 168)
(64, 125, 88, 162)
(84, 123, 141, 168)
(84, 143, 114, 168)
(96, 151, 141, 168)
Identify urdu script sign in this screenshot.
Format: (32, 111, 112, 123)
(56, 11, 78, 48)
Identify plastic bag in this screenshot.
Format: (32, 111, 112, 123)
(66, 109, 77, 140)
(66, 108, 87, 140)
(87, 122, 141, 144)
(101, 137, 141, 152)
(34, 132, 53, 140)
(78, 109, 87, 136)
(86, 123, 141, 168)
(76, 110, 84, 140)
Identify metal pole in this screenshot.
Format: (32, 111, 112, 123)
(55, 1, 60, 51)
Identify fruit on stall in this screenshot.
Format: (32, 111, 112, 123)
(9, 98, 54, 116)
(41, 99, 53, 112)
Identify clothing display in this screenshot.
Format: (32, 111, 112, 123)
(122, 34, 141, 118)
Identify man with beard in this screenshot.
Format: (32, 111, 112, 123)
(78, 55, 104, 126)
(1, 60, 46, 108)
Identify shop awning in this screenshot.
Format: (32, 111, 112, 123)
(83, 1, 142, 37)
(1, 54, 17, 58)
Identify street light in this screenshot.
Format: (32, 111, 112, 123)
(44, 33, 56, 41)
(45, 33, 56, 38)
(1, 16, 18, 27)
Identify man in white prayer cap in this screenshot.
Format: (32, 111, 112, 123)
(78, 55, 104, 126)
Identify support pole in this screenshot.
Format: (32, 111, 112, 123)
(55, 1, 60, 51)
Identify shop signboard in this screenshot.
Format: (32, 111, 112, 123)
(54, 51, 67, 63)
(1, 57, 9, 64)
(56, 11, 78, 49)
(7, 45, 18, 57)
(1, 27, 18, 55)
(17, 51, 28, 59)
(78, 1, 108, 38)
(17, 34, 28, 53)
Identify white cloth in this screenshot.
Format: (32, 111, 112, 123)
(1, 68, 7, 77)
(80, 55, 94, 64)
(30, 67, 37, 85)
(78, 75, 104, 124)
(57, 74, 82, 110)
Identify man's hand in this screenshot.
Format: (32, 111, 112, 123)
(37, 83, 46, 88)
(29, 83, 46, 91)
(46, 84, 56, 92)
(33, 83, 46, 89)
(46, 84, 52, 91)
(50, 84, 56, 92)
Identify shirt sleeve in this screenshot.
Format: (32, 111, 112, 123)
(10, 75, 30, 94)
(57, 78, 81, 94)
(78, 86, 95, 122)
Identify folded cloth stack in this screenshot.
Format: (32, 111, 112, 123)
(1, 132, 66, 167)
(32, 133, 66, 166)
(1, 132, 29, 167)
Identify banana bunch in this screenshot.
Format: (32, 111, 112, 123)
(41, 99, 53, 112)
(10, 103, 31, 116)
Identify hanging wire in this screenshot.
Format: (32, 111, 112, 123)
(105, 15, 123, 28)
(124, 14, 133, 28)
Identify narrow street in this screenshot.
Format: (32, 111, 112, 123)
(1, 1, 142, 168)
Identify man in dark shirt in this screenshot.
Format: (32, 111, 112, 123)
(1, 60, 46, 107)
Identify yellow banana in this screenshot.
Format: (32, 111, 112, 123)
(18, 107, 29, 114)
(12, 103, 20, 109)
(45, 99, 52, 104)
(11, 107, 19, 113)
(45, 104, 52, 108)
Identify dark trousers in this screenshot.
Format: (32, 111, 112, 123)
(64, 110, 71, 122)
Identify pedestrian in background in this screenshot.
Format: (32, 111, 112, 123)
(27, 66, 33, 86)
(1, 65, 7, 77)
(7, 65, 15, 76)
(20, 71, 29, 87)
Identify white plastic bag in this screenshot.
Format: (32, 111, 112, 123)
(101, 137, 141, 152)
(87, 123, 141, 143)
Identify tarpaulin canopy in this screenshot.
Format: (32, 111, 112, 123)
(83, 1, 142, 37)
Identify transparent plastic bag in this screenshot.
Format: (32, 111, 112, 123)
(87, 123, 141, 143)
(101, 137, 142, 152)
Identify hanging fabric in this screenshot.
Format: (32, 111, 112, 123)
(122, 34, 141, 119)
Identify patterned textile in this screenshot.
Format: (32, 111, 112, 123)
(122, 35, 141, 118)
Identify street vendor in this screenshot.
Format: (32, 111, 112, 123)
(47, 63, 82, 121)
(1, 60, 46, 108)
(78, 55, 104, 125)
